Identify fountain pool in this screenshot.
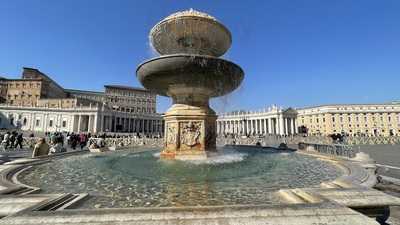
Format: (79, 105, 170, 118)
(18, 147, 342, 208)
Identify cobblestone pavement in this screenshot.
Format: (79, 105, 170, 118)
(356, 144, 400, 179)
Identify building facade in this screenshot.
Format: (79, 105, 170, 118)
(217, 103, 400, 137)
(0, 68, 163, 134)
(217, 105, 298, 136)
(297, 103, 400, 137)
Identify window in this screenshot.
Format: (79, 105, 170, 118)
(332, 117, 335, 122)
(348, 117, 351, 122)
(23, 118, 27, 125)
(49, 120, 53, 127)
(36, 119, 40, 126)
(62, 121, 67, 128)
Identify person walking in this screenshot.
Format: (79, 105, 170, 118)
(9, 132, 16, 149)
(2, 132, 10, 149)
(79, 133, 87, 150)
(15, 133, 23, 149)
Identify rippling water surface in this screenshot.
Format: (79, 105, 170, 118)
(19, 147, 342, 208)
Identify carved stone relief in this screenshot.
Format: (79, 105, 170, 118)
(180, 121, 202, 148)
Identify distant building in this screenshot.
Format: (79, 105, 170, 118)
(217, 105, 298, 136)
(0, 67, 163, 134)
(297, 103, 400, 137)
(218, 102, 400, 137)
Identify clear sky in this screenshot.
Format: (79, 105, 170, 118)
(1, 0, 400, 113)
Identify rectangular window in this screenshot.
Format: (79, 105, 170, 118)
(49, 120, 53, 127)
(36, 119, 40, 126)
(62, 121, 67, 127)
(332, 117, 335, 122)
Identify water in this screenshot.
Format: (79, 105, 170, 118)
(19, 147, 342, 208)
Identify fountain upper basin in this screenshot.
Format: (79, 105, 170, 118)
(136, 54, 244, 98)
(150, 11, 231, 57)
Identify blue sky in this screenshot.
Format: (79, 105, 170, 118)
(1, 0, 400, 113)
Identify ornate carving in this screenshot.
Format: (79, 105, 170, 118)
(180, 121, 201, 147)
(166, 123, 177, 145)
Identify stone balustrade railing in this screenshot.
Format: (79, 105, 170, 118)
(298, 142, 357, 159)
(217, 135, 333, 147)
(89, 137, 163, 149)
(343, 136, 400, 145)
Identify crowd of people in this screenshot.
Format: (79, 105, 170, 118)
(0, 131, 24, 149)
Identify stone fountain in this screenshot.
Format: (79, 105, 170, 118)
(137, 9, 244, 160)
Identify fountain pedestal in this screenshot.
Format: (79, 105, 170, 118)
(163, 106, 217, 160)
(162, 87, 216, 160)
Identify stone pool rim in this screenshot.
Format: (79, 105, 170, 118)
(2, 146, 399, 225)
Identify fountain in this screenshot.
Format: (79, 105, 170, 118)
(137, 9, 244, 160)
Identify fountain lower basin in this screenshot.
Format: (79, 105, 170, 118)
(136, 54, 244, 97)
(17, 147, 342, 208)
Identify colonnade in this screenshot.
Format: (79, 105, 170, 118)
(217, 116, 297, 136)
(99, 115, 164, 134)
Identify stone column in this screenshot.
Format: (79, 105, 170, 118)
(109, 116, 112, 132)
(292, 118, 297, 134)
(224, 121, 227, 134)
(290, 118, 295, 135)
(100, 115, 104, 132)
(279, 115, 284, 135)
(255, 120, 259, 134)
(31, 113, 35, 131)
(114, 116, 117, 133)
(94, 114, 98, 133)
(268, 118, 272, 134)
(88, 115, 93, 133)
(235, 121, 238, 134)
(284, 118, 288, 135)
(77, 115, 82, 133)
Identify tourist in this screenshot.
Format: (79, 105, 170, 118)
(15, 133, 24, 149)
(79, 133, 87, 150)
(70, 134, 78, 150)
(32, 138, 50, 157)
(9, 132, 16, 148)
(2, 132, 10, 149)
